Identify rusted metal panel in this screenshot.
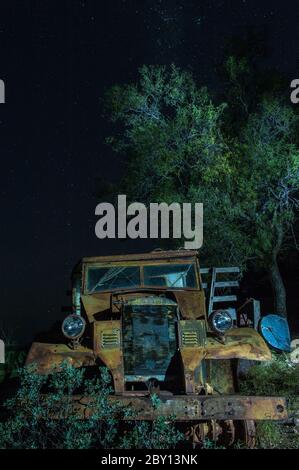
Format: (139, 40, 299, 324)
(180, 349, 206, 393)
(81, 293, 111, 322)
(82, 250, 198, 264)
(83, 289, 207, 322)
(93, 320, 124, 393)
(74, 395, 287, 421)
(205, 328, 272, 361)
(178, 320, 207, 393)
(206, 359, 235, 394)
(25, 342, 96, 374)
(174, 290, 206, 319)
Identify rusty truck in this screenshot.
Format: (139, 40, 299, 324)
(26, 249, 287, 447)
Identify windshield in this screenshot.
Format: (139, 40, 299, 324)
(87, 266, 140, 293)
(86, 263, 197, 292)
(144, 264, 196, 288)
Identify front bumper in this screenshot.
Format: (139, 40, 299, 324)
(77, 394, 287, 421)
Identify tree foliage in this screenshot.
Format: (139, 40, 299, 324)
(242, 99, 299, 263)
(105, 64, 299, 315)
(105, 65, 228, 201)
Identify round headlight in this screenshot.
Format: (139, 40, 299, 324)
(62, 314, 86, 339)
(209, 310, 233, 334)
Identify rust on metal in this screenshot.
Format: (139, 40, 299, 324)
(174, 290, 206, 319)
(93, 320, 124, 393)
(72, 394, 288, 421)
(26, 342, 96, 374)
(205, 328, 272, 361)
(81, 293, 111, 322)
(82, 249, 197, 264)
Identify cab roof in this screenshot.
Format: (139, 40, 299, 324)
(82, 249, 198, 264)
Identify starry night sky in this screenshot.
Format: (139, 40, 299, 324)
(0, 0, 298, 343)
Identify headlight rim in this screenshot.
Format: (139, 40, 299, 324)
(209, 309, 233, 335)
(61, 313, 86, 340)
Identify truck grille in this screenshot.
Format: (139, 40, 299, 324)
(123, 304, 177, 378)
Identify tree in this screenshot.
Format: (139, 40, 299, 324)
(105, 65, 299, 317)
(240, 99, 299, 316)
(105, 64, 228, 201)
(222, 55, 299, 317)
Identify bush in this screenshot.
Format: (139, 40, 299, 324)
(0, 347, 26, 384)
(239, 353, 299, 400)
(239, 354, 299, 449)
(255, 420, 299, 449)
(0, 362, 183, 449)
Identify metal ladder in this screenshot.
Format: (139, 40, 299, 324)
(200, 267, 240, 316)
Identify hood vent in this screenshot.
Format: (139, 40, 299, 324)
(101, 329, 120, 349)
(180, 320, 206, 348)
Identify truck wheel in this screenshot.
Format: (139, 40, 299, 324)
(185, 420, 236, 448)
